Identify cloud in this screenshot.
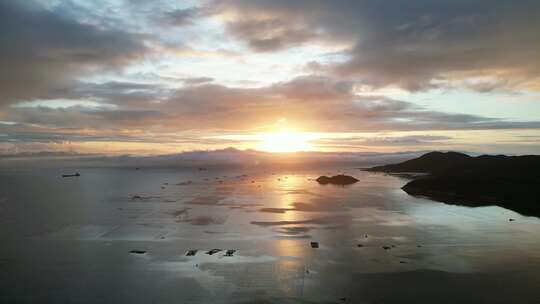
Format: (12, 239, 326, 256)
(271, 76, 353, 101)
(6, 105, 163, 129)
(51, 81, 171, 107)
(212, 0, 540, 91)
(162, 8, 202, 26)
(155, 78, 509, 132)
(1, 0, 539, 155)
(4, 75, 540, 139)
(225, 18, 317, 52)
(182, 77, 215, 85)
(313, 135, 454, 150)
(0, 0, 147, 105)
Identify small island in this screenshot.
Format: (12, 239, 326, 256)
(368, 151, 540, 217)
(316, 174, 359, 185)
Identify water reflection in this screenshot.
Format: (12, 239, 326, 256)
(0, 168, 539, 303)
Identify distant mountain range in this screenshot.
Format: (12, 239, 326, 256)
(0, 148, 426, 169)
(368, 151, 540, 217)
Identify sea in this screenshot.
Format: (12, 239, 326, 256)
(1, 165, 539, 303)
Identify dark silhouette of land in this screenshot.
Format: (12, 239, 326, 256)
(316, 174, 359, 185)
(368, 152, 540, 217)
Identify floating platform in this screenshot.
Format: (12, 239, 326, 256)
(224, 249, 236, 256)
(206, 249, 222, 255)
(186, 249, 198, 256)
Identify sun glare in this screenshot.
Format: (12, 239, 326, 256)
(257, 131, 314, 153)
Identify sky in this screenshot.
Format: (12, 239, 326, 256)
(1, 0, 540, 155)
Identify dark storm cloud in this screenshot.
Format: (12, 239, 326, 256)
(0, 0, 147, 105)
(213, 0, 540, 91)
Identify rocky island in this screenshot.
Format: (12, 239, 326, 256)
(316, 174, 359, 185)
(368, 151, 540, 217)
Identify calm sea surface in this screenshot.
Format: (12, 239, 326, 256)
(1, 166, 539, 303)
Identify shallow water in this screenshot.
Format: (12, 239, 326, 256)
(1, 166, 539, 303)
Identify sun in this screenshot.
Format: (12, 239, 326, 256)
(257, 130, 314, 153)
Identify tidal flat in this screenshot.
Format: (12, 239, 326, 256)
(1, 166, 539, 303)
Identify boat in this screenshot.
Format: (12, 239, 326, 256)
(62, 172, 80, 178)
